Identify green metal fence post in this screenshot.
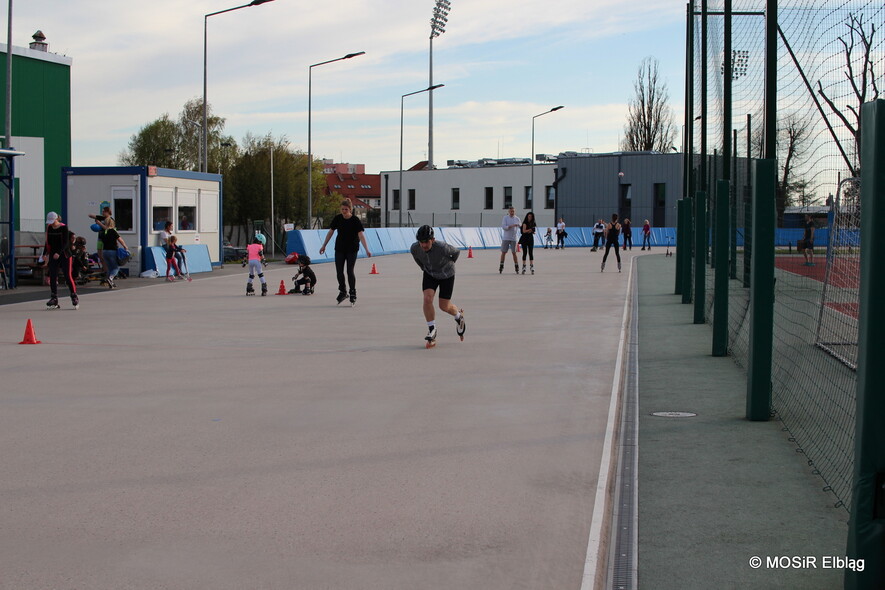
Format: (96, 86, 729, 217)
(676, 199, 685, 295)
(746, 159, 774, 421)
(846, 98, 885, 590)
(682, 193, 694, 304)
(693, 190, 707, 323)
(713, 179, 730, 356)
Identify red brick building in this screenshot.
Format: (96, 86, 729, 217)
(323, 160, 380, 224)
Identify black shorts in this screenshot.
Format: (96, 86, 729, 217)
(422, 273, 455, 300)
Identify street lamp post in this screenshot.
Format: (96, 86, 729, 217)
(400, 84, 444, 227)
(307, 51, 366, 228)
(203, 0, 275, 173)
(428, 0, 450, 170)
(530, 106, 564, 211)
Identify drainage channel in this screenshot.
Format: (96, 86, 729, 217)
(607, 263, 640, 590)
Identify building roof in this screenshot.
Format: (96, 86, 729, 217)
(324, 172, 380, 207)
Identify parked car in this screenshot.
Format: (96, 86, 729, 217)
(223, 239, 247, 263)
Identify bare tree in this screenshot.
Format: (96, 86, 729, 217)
(621, 57, 677, 152)
(817, 13, 880, 176)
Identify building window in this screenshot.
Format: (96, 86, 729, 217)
(545, 186, 555, 209)
(408, 189, 416, 210)
(112, 193, 135, 232)
(178, 206, 196, 231)
(503, 186, 513, 208)
(451, 187, 460, 210)
(393, 189, 400, 210)
(524, 186, 532, 209)
(484, 187, 494, 210)
(152, 206, 172, 232)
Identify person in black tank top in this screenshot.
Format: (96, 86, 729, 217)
(601, 213, 622, 273)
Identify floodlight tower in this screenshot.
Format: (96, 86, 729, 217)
(428, 0, 450, 170)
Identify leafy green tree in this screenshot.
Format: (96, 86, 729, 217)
(119, 98, 232, 172)
(118, 114, 181, 167)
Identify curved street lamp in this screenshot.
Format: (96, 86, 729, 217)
(400, 84, 444, 227)
(531, 105, 564, 211)
(307, 51, 366, 228)
(202, 0, 276, 173)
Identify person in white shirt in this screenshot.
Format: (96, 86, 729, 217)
(556, 218, 567, 249)
(499, 207, 521, 274)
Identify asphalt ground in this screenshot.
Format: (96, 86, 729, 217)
(0, 245, 633, 590)
(636, 255, 849, 590)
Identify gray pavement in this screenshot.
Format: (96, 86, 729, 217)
(0, 248, 853, 589)
(636, 254, 849, 590)
(0, 246, 631, 590)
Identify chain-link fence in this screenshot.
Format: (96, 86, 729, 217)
(687, 0, 882, 513)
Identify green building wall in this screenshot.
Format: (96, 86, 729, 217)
(0, 43, 72, 229)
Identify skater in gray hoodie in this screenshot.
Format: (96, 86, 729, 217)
(410, 225, 466, 348)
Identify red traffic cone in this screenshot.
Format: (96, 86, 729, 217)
(468, 246, 474, 258)
(369, 263, 379, 275)
(276, 280, 287, 295)
(517, 243, 521, 252)
(19, 319, 41, 344)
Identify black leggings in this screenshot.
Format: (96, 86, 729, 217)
(521, 241, 534, 262)
(48, 255, 77, 297)
(623, 234, 633, 249)
(335, 250, 358, 294)
(602, 240, 621, 264)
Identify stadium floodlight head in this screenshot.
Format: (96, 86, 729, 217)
(430, 0, 451, 38)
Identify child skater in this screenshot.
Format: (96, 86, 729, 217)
(243, 235, 267, 296)
(544, 227, 554, 249)
(164, 236, 190, 282)
(288, 255, 317, 295)
(410, 225, 466, 348)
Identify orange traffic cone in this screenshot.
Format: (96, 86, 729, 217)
(369, 263, 379, 275)
(19, 319, 41, 344)
(468, 246, 473, 258)
(276, 280, 287, 295)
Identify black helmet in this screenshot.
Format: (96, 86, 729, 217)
(416, 225, 434, 241)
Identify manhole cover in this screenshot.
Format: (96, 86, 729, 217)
(651, 411, 697, 418)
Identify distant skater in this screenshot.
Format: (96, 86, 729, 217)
(556, 217, 567, 249)
(410, 225, 466, 348)
(641, 220, 651, 250)
(519, 211, 537, 274)
(601, 213, 622, 273)
(499, 206, 521, 274)
(622, 218, 633, 251)
(319, 198, 371, 305)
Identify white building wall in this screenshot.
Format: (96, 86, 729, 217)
(380, 164, 557, 229)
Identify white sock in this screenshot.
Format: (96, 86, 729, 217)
(454, 312, 461, 321)
(427, 321, 435, 329)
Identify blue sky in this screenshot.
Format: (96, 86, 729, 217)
(11, 0, 687, 173)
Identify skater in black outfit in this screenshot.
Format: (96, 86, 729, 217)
(289, 255, 318, 295)
(410, 225, 466, 348)
(601, 213, 622, 273)
(519, 211, 537, 274)
(319, 198, 371, 305)
(41, 212, 79, 309)
(622, 218, 633, 250)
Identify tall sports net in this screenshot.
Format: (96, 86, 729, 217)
(814, 178, 861, 370)
(689, 0, 882, 512)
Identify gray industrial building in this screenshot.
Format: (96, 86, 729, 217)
(380, 152, 685, 229)
(554, 151, 683, 228)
